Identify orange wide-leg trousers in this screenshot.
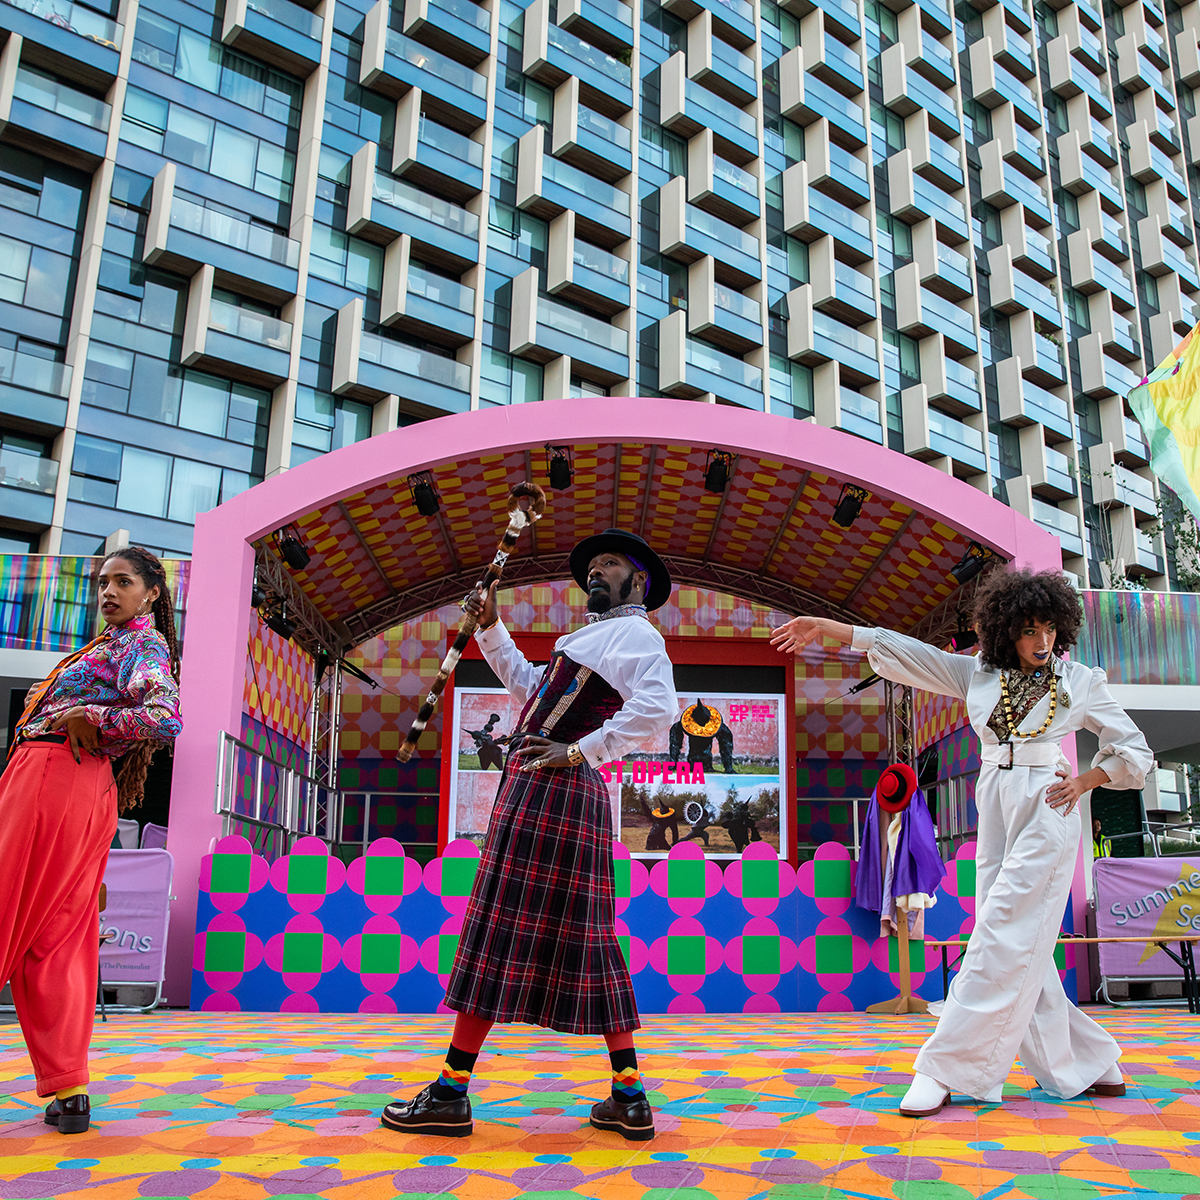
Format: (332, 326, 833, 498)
(0, 739, 117, 1096)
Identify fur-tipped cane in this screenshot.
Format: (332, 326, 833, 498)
(396, 482, 547, 763)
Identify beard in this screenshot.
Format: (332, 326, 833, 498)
(586, 569, 636, 613)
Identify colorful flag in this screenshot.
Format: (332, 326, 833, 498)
(1127, 323, 1200, 521)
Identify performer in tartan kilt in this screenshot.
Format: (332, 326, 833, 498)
(381, 529, 677, 1141)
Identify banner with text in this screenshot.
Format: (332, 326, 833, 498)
(1094, 856, 1200, 980)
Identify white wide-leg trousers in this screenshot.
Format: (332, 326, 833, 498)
(913, 760, 1120, 1099)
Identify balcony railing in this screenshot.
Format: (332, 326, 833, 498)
(385, 28, 487, 97)
(374, 173, 480, 239)
(208, 299, 293, 351)
(0, 347, 71, 396)
(578, 104, 631, 150)
(839, 388, 883, 442)
(715, 282, 760, 322)
(419, 114, 484, 167)
(428, 0, 489, 32)
(359, 332, 471, 391)
(4, 0, 123, 46)
(1031, 497, 1083, 555)
(685, 77, 756, 138)
(687, 204, 757, 258)
(548, 22, 631, 86)
(574, 240, 628, 283)
(0, 448, 57, 494)
(409, 264, 475, 312)
(686, 337, 762, 391)
(14, 66, 110, 129)
(248, 0, 323, 38)
(544, 155, 631, 216)
(928, 408, 985, 470)
(170, 197, 301, 268)
(538, 295, 628, 354)
(714, 155, 756, 197)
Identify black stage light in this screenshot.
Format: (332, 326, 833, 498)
(704, 449, 734, 494)
(250, 580, 265, 609)
(546, 444, 574, 490)
(952, 610, 979, 651)
(264, 600, 296, 641)
(831, 483, 869, 529)
(409, 472, 441, 517)
(949, 541, 993, 585)
(274, 524, 311, 570)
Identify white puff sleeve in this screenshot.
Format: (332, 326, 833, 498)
(1084, 666, 1154, 791)
(851, 627, 976, 701)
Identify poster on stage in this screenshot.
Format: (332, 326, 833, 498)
(447, 688, 787, 861)
(616, 693, 786, 861)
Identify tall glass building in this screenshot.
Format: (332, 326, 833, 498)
(0, 0, 1195, 588)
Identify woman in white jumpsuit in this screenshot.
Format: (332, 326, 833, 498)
(772, 568, 1153, 1116)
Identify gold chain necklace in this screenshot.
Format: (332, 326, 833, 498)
(999, 671, 1057, 740)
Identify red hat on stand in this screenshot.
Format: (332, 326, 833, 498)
(876, 762, 918, 814)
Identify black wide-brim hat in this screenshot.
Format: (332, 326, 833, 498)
(569, 529, 672, 611)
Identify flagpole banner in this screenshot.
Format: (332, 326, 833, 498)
(100, 849, 174, 987)
(1127, 322, 1200, 521)
(1093, 857, 1200, 980)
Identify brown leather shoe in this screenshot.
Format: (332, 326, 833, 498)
(589, 1094, 655, 1141)
(380, 1085, 472, 1137)
(44, 1095, 90, 1134)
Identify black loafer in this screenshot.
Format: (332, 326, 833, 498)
(380, 1085, 472, 1137)
(589, 1094, 655, 1141)
(44, 1095, 90, 1134)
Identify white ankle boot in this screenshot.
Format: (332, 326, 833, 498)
(1086, 1062, 1125, 1096)
(899, 1072, 950, 1117)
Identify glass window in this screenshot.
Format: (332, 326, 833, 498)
(168, 457, 221, 522)
(72, 433, 122, 481)
(0, 235, 30, 302)
(211, 124, 258, 190)
(117, 446, 171, 517)
(164, 105, 213, 168)
(176, 27, 222, 92)
(179, 371, 229, 436)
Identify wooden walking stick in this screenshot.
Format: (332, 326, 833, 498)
(396, 481, 547, 763)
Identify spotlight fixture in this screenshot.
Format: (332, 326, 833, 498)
(704, 449, 734, 494)
(250, 575, 265, 609)
(949, 541, 995, 586)
(831, 483, 869, 529)
(546, 444, 574, 490)
(263, 599, 297, 641)
(952, 609, 979, 651)
(408, 471, 441, 517)
(273, 524, 311, 570)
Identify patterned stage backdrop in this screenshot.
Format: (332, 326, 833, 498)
(191, 837, 1077, 1014)
(0, 554, 191, 653)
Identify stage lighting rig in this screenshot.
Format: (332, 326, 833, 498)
(831, 483, 869, 529)
(408, 471, 441, 517)
(704, 449, 734, 494)
(949, 541, 997, 585)
(263, 598, 297, 641)
(273, 524, 311, 570)
(546, 444, 574, 490)
(952, 610, 979, 651)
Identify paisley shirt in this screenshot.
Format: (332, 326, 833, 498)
(985, 669, 1053, 742)
(19, 613, 183, 758)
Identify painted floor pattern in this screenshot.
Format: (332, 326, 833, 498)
(2, 1012, 1200, 1199)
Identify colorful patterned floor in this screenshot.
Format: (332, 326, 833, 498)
(3, 1011, 1200, 1198)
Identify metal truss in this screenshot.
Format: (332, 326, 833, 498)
(255, 543, 345, 659)
(885, 679, 916, 770)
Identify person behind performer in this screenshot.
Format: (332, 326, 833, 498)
(380, 529, 677, 1142)
(771, 567, 1151, 1117)
(0, 547, 182, 1134)
(1092, 817, 1112, 859)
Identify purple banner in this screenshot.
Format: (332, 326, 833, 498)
(100, 849, 174, 986)
(1094, 856, 1200, 980)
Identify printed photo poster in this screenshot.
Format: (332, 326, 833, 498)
(615, 693, 787, 861)
(448, 687, 528, 846)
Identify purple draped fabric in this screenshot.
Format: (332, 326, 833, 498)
(854, 786, 945, 914)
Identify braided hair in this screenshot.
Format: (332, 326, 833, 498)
(101, 547, 181, 814)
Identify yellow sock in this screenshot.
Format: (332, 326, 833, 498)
(55, 1085, 86, 1101)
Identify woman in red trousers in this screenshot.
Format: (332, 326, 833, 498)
(1, 546, 182, 1133)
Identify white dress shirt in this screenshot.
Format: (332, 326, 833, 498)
(475, 615, 678, 768)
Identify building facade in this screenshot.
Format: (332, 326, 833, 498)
(0, 0, 1197, 589)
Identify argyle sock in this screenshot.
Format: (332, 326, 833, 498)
(609, 1046, 646, 1104)
(429, 1043, 478, 1101)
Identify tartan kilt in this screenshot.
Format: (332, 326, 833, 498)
(443, 758, 639, 1035)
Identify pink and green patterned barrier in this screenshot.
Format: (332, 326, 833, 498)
(192, 838, 1076, 1013)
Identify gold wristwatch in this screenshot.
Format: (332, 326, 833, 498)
(567, 742, 584, 766)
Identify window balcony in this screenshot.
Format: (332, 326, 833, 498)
(519, 132, 632, 247)
(779, 48, 868, 148)
(659, 311, 763, 406)
(221, 0, 324, 76)
(1030, 498, 1084, 558)
(919, 239, 972, 299)
(810, 32, 865, 98)
(4, 63, 109, 164)
(1139, 218, 1200, 292)
(1066, 231, 1135, 308)
(978, 143, 1051, 225)
(993, 360, 1073, 440)
(813, 258, 876, 323)
(393, 103, 484, 201)
(1128, 124, 1187, 201)
(145, 173, 301, 302)
(1033, 332, 1066, 384)
(1011, 222, 1056, 280)
(912, 31, 955, 89)
(384, 252, 476, 346)
(0, 446, 57, 526)
(1116, 413, 1151, 466)
(663, 69, 758, 162)
(913, 0, 952, 35)
(366, 169, 480, 271)
(890, 159, 970, 242)
(1131, 524, 1165, 577)
(992, 20, 1035, 79)
(1163, 198, 1193, 249)
(663, 0, 755, 49)
(558, 0, 634, 54)
(660, 176, 761, 286)
(970, 47, 1040, 127)
(913, 129, 964, 190)
(925, 353, 981, 415)
(895, 277, 977, 356)
(548, 214, 630, 316)
(1149, 106, 1181, 154)
(194, 297, 292, 388)
(526, 0, 633, 117)
(1047, 37, 1112, 117)
(1100, 311, 1140, 362)
(1080, 117, 1117, 166)
(1090, 447, 1157, 517)
(787, 288, 880, 384)
(837, 387, 884, 443)
(553, 93, 632, 183)
(782, 0, 861, 44)
(1004, 122, 1046, 179)
(882, 49, 960, 138)
(1027, 441, 1077, 501)
(805, 137, 870, 206)
(783, 165, 873, 263)
(0, 346, 71, 429)
(522, 293, 629, 381)
(927, 407, 987, 475)
(1, 0, 121, 83)
(690, 28, 757, 106)
(401, 0, 490, 64)
(1058, 138, 1123, 212)
(1077, 342, 1142, 401)
(1091, 212, 1129, 264)
(687, 261, 762, 352)
(362, 5, 488, 130)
